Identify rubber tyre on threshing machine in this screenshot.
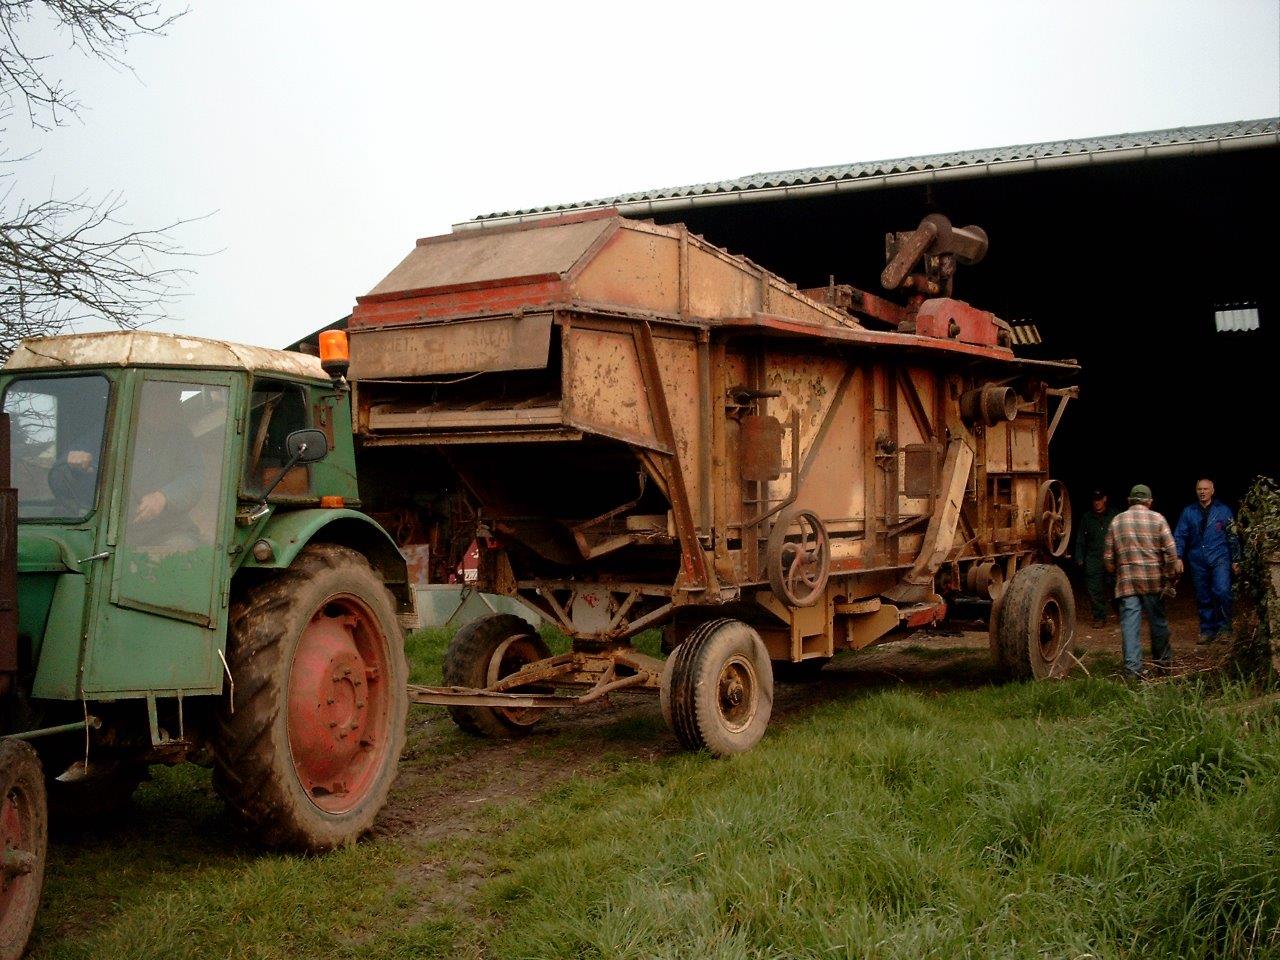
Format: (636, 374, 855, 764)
(992, 563, 1076, 680)
(0, 739, 46, 960)
(213, 544, 408, 851)
(660, 619, 774, 756)
(442, 614, 552, 739)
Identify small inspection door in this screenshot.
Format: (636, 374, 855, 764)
(82, 370, 240, 695)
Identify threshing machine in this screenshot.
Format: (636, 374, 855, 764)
(347, 210, 1080, 756)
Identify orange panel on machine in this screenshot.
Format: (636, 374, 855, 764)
(914, 298, 1002, 346)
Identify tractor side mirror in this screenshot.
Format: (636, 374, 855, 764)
(286, 429, 329, 464)
(243, 429, 331, 522)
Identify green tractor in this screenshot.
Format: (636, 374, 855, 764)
(0, 331, 412, 959)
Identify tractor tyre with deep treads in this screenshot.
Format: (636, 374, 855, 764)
(213, 544, 407, 851)
(660, 618, 773, 756)
(442, 614, 551, 739)
(0, 739, 47, 960)
(995, 563, 1076, 681)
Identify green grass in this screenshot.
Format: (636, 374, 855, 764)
(29, 629, 1280, 959)
(476, 679, 1280, 959)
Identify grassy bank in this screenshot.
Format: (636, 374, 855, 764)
(28, 632, 1280, 959)
(478, 678, 1280, 959)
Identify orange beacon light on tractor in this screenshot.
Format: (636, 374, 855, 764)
(319, 330, 350, 380)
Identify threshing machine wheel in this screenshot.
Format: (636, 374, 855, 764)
(1036, 480, 1072, 558)
(213, 544, 408, 851)
(987, 578, 1009, 673)
(660, 619, 774, 756)
(0, 739, 47, 960)
(766, 508, 831, 608)
(442, 614, 552, 738)
(993, 563, 1076, 681)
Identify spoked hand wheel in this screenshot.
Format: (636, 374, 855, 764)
(765, 507, 831, 607)
(1036, 479, 1072, 557)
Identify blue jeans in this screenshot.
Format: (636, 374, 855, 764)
(1119, 593, 1172, 676)
(1188, 551, 1233, 637)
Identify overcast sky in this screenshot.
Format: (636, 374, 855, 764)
(14, 0, 1280, 348)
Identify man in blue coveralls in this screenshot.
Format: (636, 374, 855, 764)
(1174, 478, 1240, 644)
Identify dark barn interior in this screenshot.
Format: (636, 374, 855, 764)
(598, 128, 1279, 524)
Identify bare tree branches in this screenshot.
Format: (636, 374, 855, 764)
(0, 0, 182, 127)
(0, 1, 190, 356)
(0, 188, 192, 355)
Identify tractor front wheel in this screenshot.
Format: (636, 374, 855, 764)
(0, 739, 47, 960)
(213, 544, 408, 851)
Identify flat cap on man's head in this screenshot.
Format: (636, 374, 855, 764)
(1128, 483, 1153, 503)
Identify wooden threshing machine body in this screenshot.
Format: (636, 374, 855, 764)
(348, 211, 1076, 665)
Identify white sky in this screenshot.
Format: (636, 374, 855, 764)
(14, 0, 1280, 348)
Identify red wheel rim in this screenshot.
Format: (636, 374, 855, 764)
(287, 594, 393, 814)
(0, 774, 39, 936)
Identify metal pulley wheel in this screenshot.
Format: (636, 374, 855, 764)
(1036, 479, 1072, 557)
(766, 507, 831, 607)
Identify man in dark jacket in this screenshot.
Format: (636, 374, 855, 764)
(1074, 488, 1118, 627)
(1174, 478, 1240, 643)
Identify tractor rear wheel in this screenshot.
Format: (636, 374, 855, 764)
(660, 619, 773, 756)
(993, 563, 1076, 680)
(213, 544, 408, 851)
(442, 614, 552, 738)
(0, 739, 46, 960)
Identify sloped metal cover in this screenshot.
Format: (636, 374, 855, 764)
(4, 331, 326, 379)
(365, 217, 612, 299)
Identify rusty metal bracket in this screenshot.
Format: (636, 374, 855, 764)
(1046, 386, 1078, 443)
(407, 646, 662, 710)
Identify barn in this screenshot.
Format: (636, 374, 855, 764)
(454, 118, 1279, 519)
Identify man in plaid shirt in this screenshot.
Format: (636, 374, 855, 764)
(1104, 484, 1184, 679)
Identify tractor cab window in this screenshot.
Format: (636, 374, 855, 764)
(3, 375, 111, 521)
(244, 378, 311, 498)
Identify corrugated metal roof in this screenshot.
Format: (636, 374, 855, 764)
(469, 118, 1279, 227)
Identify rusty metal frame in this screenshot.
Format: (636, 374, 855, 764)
(406, 645, 664, 710)
(632, 319, 711, 591)
(517, 579, 675, 640)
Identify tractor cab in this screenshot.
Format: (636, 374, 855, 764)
(0, 331, 412, 958)
(0, 330, 391, 717)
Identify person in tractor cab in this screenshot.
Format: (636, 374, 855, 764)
(37, 377, 110, 512)
(123, 382, 216, 553)
(1174, 477, 1240, 644)
(1103, 483, 1183, 681)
